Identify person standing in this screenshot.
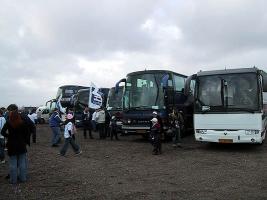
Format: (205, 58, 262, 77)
(105, 109, 111, 137)
(91, 109, 97, 131)
(27, 108, 37, 143)
(150, 117, 161, 155)
(82, 107, 93, 139)
(170, 110, 184, 148)
(110, 116, 119, 140)
(0, 110, 6, 164)
(1, 104, 31, 184)
(95, 107, 106, 139)
(49, 108, 62, 147)
(59, 114, 82, 156)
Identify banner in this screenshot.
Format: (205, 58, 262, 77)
(88, 82, 103, 109)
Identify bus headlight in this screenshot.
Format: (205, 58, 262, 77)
(127, 119, 131, 124)
(196, 129, 207, 134)
(245, 130, 260, 135)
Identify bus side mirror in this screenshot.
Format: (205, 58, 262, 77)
(184, 74, 196, 96)
(115, 78, 126, 93)
(262, 71, 267, 92)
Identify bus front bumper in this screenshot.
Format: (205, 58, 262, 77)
(195, 129, 264, 144)
(121, 125, 150, 135)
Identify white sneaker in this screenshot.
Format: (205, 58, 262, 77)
(1, 160, 6, 164)
(76, 150, 82, 155)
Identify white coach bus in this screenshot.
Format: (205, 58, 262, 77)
(185, 67, 267, 144)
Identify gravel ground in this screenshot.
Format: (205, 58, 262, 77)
(0, 124, 267, 200)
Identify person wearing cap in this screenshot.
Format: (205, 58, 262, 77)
(150, 117, 161, 155)
(49, 108, 63, 147)
(1, 104, 31, 184)
(152, 111, 163, 135)
(59, 114, 82, 156)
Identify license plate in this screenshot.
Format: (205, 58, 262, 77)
(136, 130, 146, 134)
(218, 139, 233, 143)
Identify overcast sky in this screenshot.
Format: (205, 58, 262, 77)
(1, 0, 267, 107)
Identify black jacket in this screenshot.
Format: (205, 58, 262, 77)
(1, 119, 30, 156)
(82, 111, 92, 127)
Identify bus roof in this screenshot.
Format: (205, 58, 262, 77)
(196, 67, 260, 77)
(77, 88, 110, 94)
(59, 85, 88, 89)
(127, 70, 187, 78)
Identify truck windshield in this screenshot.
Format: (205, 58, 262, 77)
(123, 73, 165, 110)
(107, 88, 123, 110)
(196, 73, 259, 112)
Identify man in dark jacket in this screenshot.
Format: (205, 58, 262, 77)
(82, 106, 93, 139)
(49, 108, 62, 147)
(110, 116, 119, 140)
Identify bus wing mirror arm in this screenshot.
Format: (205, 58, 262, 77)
(115, 78, 126, 93)
(184, 74, 196, 96)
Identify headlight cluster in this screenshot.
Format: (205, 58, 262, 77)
(196, 129, 207, 134)
(245, 130, 260, 135)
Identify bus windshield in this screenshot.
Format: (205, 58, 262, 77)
(123, 73, 165, 110)
(107, 88, 123, 110)
(196, 73, 259, 112)
(74, 90, 89, 113)
(56, 86, 88, 99)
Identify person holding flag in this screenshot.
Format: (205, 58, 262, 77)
(49, 108, 63, 147)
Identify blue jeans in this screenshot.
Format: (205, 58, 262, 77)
(51, 127, 61, 145)
(172, 127, 181, 144)
(9, 153, 27, 184)
(60, 138, 80, 155)
(0, 138, 5, 160)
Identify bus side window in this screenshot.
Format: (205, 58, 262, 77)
(173, 75, 185, 92)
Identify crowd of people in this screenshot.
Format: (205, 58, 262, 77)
(0, 104, 184, 185)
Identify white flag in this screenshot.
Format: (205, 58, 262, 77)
(88, 82, 103, 109)
(56, 94, 66, 114)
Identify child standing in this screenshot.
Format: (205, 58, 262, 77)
(150, 117, 161, 155)
(60, 114, 82, 156)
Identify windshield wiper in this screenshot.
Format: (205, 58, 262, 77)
(130, 106, 152, 110)
(195, 97, 206, 106)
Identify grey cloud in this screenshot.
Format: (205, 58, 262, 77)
(1, 0, 267, 107)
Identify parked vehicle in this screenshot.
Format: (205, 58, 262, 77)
(117, 70, 194, 139)
(106, 86, 124, 132)
(36, 106, 50, 124)
(74, 87, 110, 127)
(56, 85, 89, 108)
(184, 67, 267, 144)
(45, 85, 89, 114)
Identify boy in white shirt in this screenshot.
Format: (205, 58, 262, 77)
(59, 114, 82, 156)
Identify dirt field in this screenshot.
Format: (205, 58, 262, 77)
(1, 124, 267, 200)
